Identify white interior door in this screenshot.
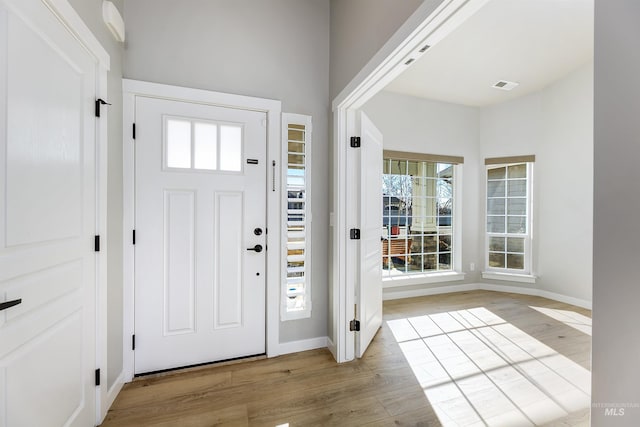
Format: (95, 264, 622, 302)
(356, 111, 383, 358)
(0, 0, 98, 425)
(134, 96, 267, 374)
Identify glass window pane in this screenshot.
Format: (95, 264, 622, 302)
(407, 161, 420, 176)
(508, 164, 527, 179)
(489, 237, 505, 252)
(439, 235, 452, 251)
(488, 180, 506, 197)
(508, 179, 527, 197)
(288, 128, 305, 141)
(194, 122, 217, 170)
(166, 119, 191, 168)
(424, 254, 437, 271)
(220, 125, 242, 171)
(439, 253, 451, 270)
(288, 141, 304, 154)
(424, 235, 437, 253)
(487, 215, 505, 233)
(507, 253, 525, 269)
(383, 159, 391, 175)
(488, 167, 506, 179)
(507, 198, 526, 215)
(507, 237, 525, 253)
(489, 252, 505, 268)
(288, 153, 305, 166)
(488, 198, 505, 215)
(507, 216, 527, 234)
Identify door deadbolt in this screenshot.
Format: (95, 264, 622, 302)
(254, 228, 263, 236)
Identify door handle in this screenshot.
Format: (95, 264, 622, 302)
(247, 244, 263, 253)
(0, 299, 22, 311)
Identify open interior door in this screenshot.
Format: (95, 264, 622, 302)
(355, 111, 383, 358)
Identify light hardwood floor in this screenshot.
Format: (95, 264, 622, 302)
(102, 291, 591, 426)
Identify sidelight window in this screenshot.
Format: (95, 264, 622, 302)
(282, 113, 312, 320)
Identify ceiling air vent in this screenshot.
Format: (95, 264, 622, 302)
(418, 44, 431, 53)
(492, 80, 519, 91)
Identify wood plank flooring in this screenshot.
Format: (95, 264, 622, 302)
(102, 290, 591, 426)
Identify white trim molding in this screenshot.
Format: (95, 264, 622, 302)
(384, 272, 466, 288)
(278, 337, 328, 355)
(332, 0, 491, 363)
(383, 282, 591, 310)
(383, 283, 478, 300)
(122, 79, 282, 382)
(482, 271, 537, 284)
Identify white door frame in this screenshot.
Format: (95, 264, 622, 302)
(330, 0, 489, 362)
(3, 0, 111, 422)
(122, 79, 282, 381)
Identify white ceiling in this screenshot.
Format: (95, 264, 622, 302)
(383, 0, 594, 107)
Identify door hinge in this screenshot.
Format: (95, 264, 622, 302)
(350, 136, 361, 148)
(94, 235, 100, 252)
(349, 319, 361, 331)
(95, 98, 111, 118)
(132, 123, 136, 139)
(132, 230, 136, 245)
(350, 228, 361, 240)
(132, 334, 136, 351)
(95, 368, 101, 386)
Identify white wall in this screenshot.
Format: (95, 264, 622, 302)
(68, 0, 125, 390)
(329, 0, 426, 100)
(362, 91, 482, 298)
(592, 1, 640, 424)
(123, 0, 331, 343)
(480, 64, 593, 303)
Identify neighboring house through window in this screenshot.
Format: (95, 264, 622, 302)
(382, 151, 463, 278)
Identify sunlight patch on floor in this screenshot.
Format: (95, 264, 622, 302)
(387, 307, 591, 426)
(529, 306, 592, 336)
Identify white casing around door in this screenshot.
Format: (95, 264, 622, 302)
(356, 111, 384, 358)
(134, 96, 267, 374)
(0, 0, 98, 425)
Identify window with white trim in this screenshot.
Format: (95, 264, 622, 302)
(486, 160, 533, 274)
(382, 153, 462, 277)
(282, 114, 312, 320)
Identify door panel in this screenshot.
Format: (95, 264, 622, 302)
(164, 190, 196, 335)
(135, 96, 267, 374)
(356, 112, 383, 358)
(0, 0, 97, 425)
(214, 191, 244, 329)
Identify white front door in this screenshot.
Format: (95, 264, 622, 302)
(0, 0, 98, 425)
(134, 96, 267, 374)
(356, 111, 383, 358)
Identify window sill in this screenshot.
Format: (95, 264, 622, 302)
(383, 271, 466, 288)
(281, 307, 312, 321)
(482, 271, 537, 284)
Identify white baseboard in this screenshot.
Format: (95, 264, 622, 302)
(479, 283, 592, 309)
(98, 371, 124, 424)
(326, 337, 337, 359)
(383, 281, 592, 310)
(278, 336, 328, 355)
(383, 283, 479, 300)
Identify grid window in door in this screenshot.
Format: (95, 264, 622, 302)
(382, 158, 455, 276)
(486, 162, 532, 272)
(164, 117, 242, 172)
(282, 113, 312, 320)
